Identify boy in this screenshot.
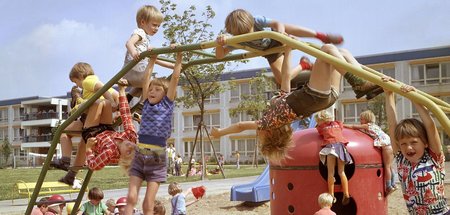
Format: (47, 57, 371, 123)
(78, 187, 109, 215)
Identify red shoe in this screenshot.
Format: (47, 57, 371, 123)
(299, 56, 312, 70)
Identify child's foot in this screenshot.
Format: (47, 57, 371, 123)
(342, 195, 351, 205)
(332, 196, 337, 203)
(365, 86, 384, 100)
(58, 171, 76, 186)
(353, 81, 379, 99)
(317, 33, 344, 44)
(50, 158, 70, 171)
(385, 186, 398, 197)
(299, 56, 312, 70)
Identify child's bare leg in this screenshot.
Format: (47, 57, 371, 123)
(326, 155, 336, 197)
(142, 182, 160, 214)
(99, 100, 113, 125)
(284, 24, 316, 37)
(83, 100, 106, 129)
(211, 121, 258, 137)
(382, 145, 394, 188)
(269, 56, 284, 85)
(337, 159, 350, 200)
(126, 176, 143, 214)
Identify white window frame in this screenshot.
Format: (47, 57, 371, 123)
(411, 62, 450, 86)
(342, 102, 369, 123)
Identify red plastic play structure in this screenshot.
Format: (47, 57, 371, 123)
(270, 128, 387, 215)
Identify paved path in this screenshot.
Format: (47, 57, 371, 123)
(0, 175, 258, 215)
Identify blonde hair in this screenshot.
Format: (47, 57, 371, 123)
(69, 62, 95, 80)
(150, 77, 170, 94)
(136, 5, 163, 26)
(118, 142, 136, 173)
(259, 125, 293, 163)
(168, 182, 182, 196)
(315, 110, 333, 123)
(394, 118, 428, 144)
(225, 9, 254, 35)
(318, 193, 334, 208)
(153, 200, 166, 215)
(105, 198, 116, 208)
(360, 110, 376, 123)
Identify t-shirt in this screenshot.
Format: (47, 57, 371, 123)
(256, 91, 297, 130)
(124, 28, 152, 72)
(171, 193, 187, 215)
(79, 201, 108, 215)
(81, 75, 117, 100)
(228, 15, 274, 51)
(316, 121, 348, 146)
(314, 207, 336, 215)
(138, 96, 174, 147)
(396, 149, 448, 214)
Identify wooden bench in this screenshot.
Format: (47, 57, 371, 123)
(12, 180, 87, 205)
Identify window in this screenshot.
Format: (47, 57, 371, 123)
(13, 107, 24, 121)
(230, 82, 257, 103)
(13, 128, 23, 141)
(0, 128, 7, 141)
(0, 109, 7, 122)
(231, 138, 256, 157)
(183, 140, 220, 158)
(342, 102, 369, 123)
(204, 93, 220, 104)
(184, 113, 220, 131)
(411, 62, 450, 86)
(412, 96, 450, 119)
(230, 112, 254, 124)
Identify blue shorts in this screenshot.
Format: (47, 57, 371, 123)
(129, 149, 167, 182)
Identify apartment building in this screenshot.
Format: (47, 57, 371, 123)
(0, 96, 68, 167)
(1, 45, 449, 167)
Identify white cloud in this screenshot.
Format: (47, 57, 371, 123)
(0, 19, 124, 100)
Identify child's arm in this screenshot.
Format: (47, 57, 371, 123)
(117, 79, 137, 139)
(384, 89, 399, 154)
(126, 34, 141, 61)
(166, 52, 183, 101)
(211, 121, 258, 137)
(343, 124, 369, 130)
(215, 34, 231, 59)
(409, 87, 442, 155)
(140, 56, 158, 103)
(155, 59, 175, 69)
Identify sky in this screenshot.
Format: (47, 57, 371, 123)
(1, 0, 450, 100)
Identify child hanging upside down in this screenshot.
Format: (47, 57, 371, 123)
(212, 44, 380, 163)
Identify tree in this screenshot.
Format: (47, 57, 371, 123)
(367, 94, 387, 130)
(159, 0, 236, 179)
(1, 138, 12, 167)
(229, 70, 276, 167)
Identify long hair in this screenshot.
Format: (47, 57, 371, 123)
(259, 124, 293, 164)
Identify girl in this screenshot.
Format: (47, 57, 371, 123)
(211, 44, 378, 163)
(344, 110, 397, 196)
(384, 78, 448, 214)
(125, 52, 182, 215)
(168, 182, 202, 215)
(315, 110, 352, 205)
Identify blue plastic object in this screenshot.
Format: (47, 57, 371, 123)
(230, 165, 271, 202)
(230, 115, 316, 202)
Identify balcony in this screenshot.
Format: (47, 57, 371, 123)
(22, 112, 68, 121)
(23, 134, 54, 143)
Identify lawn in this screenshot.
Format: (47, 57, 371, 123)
(3, 164, 266, 201)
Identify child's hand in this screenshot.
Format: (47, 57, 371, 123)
(170, 43, 179, 49)
(400, 84, 415, 93)
(381, 75, 396, 93)
(117, 79, 128, 87)
(216, 34, 228, 46)
(86, 137, 97, 149)
(130, 49, 140, 61)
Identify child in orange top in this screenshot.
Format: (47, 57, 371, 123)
(315, 110, 352, 205)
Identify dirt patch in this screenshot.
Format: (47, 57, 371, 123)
(159, 184, 450, 214)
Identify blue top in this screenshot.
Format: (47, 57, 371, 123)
(229, 15, 274, 51)
(138, 96, 174, 147)
(171, 193, 187, 215)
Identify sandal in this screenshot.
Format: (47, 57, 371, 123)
(50, 158, 70, 171)
(342, 195, 351, 205)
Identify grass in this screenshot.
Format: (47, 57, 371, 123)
(2, 164, 266, 201)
